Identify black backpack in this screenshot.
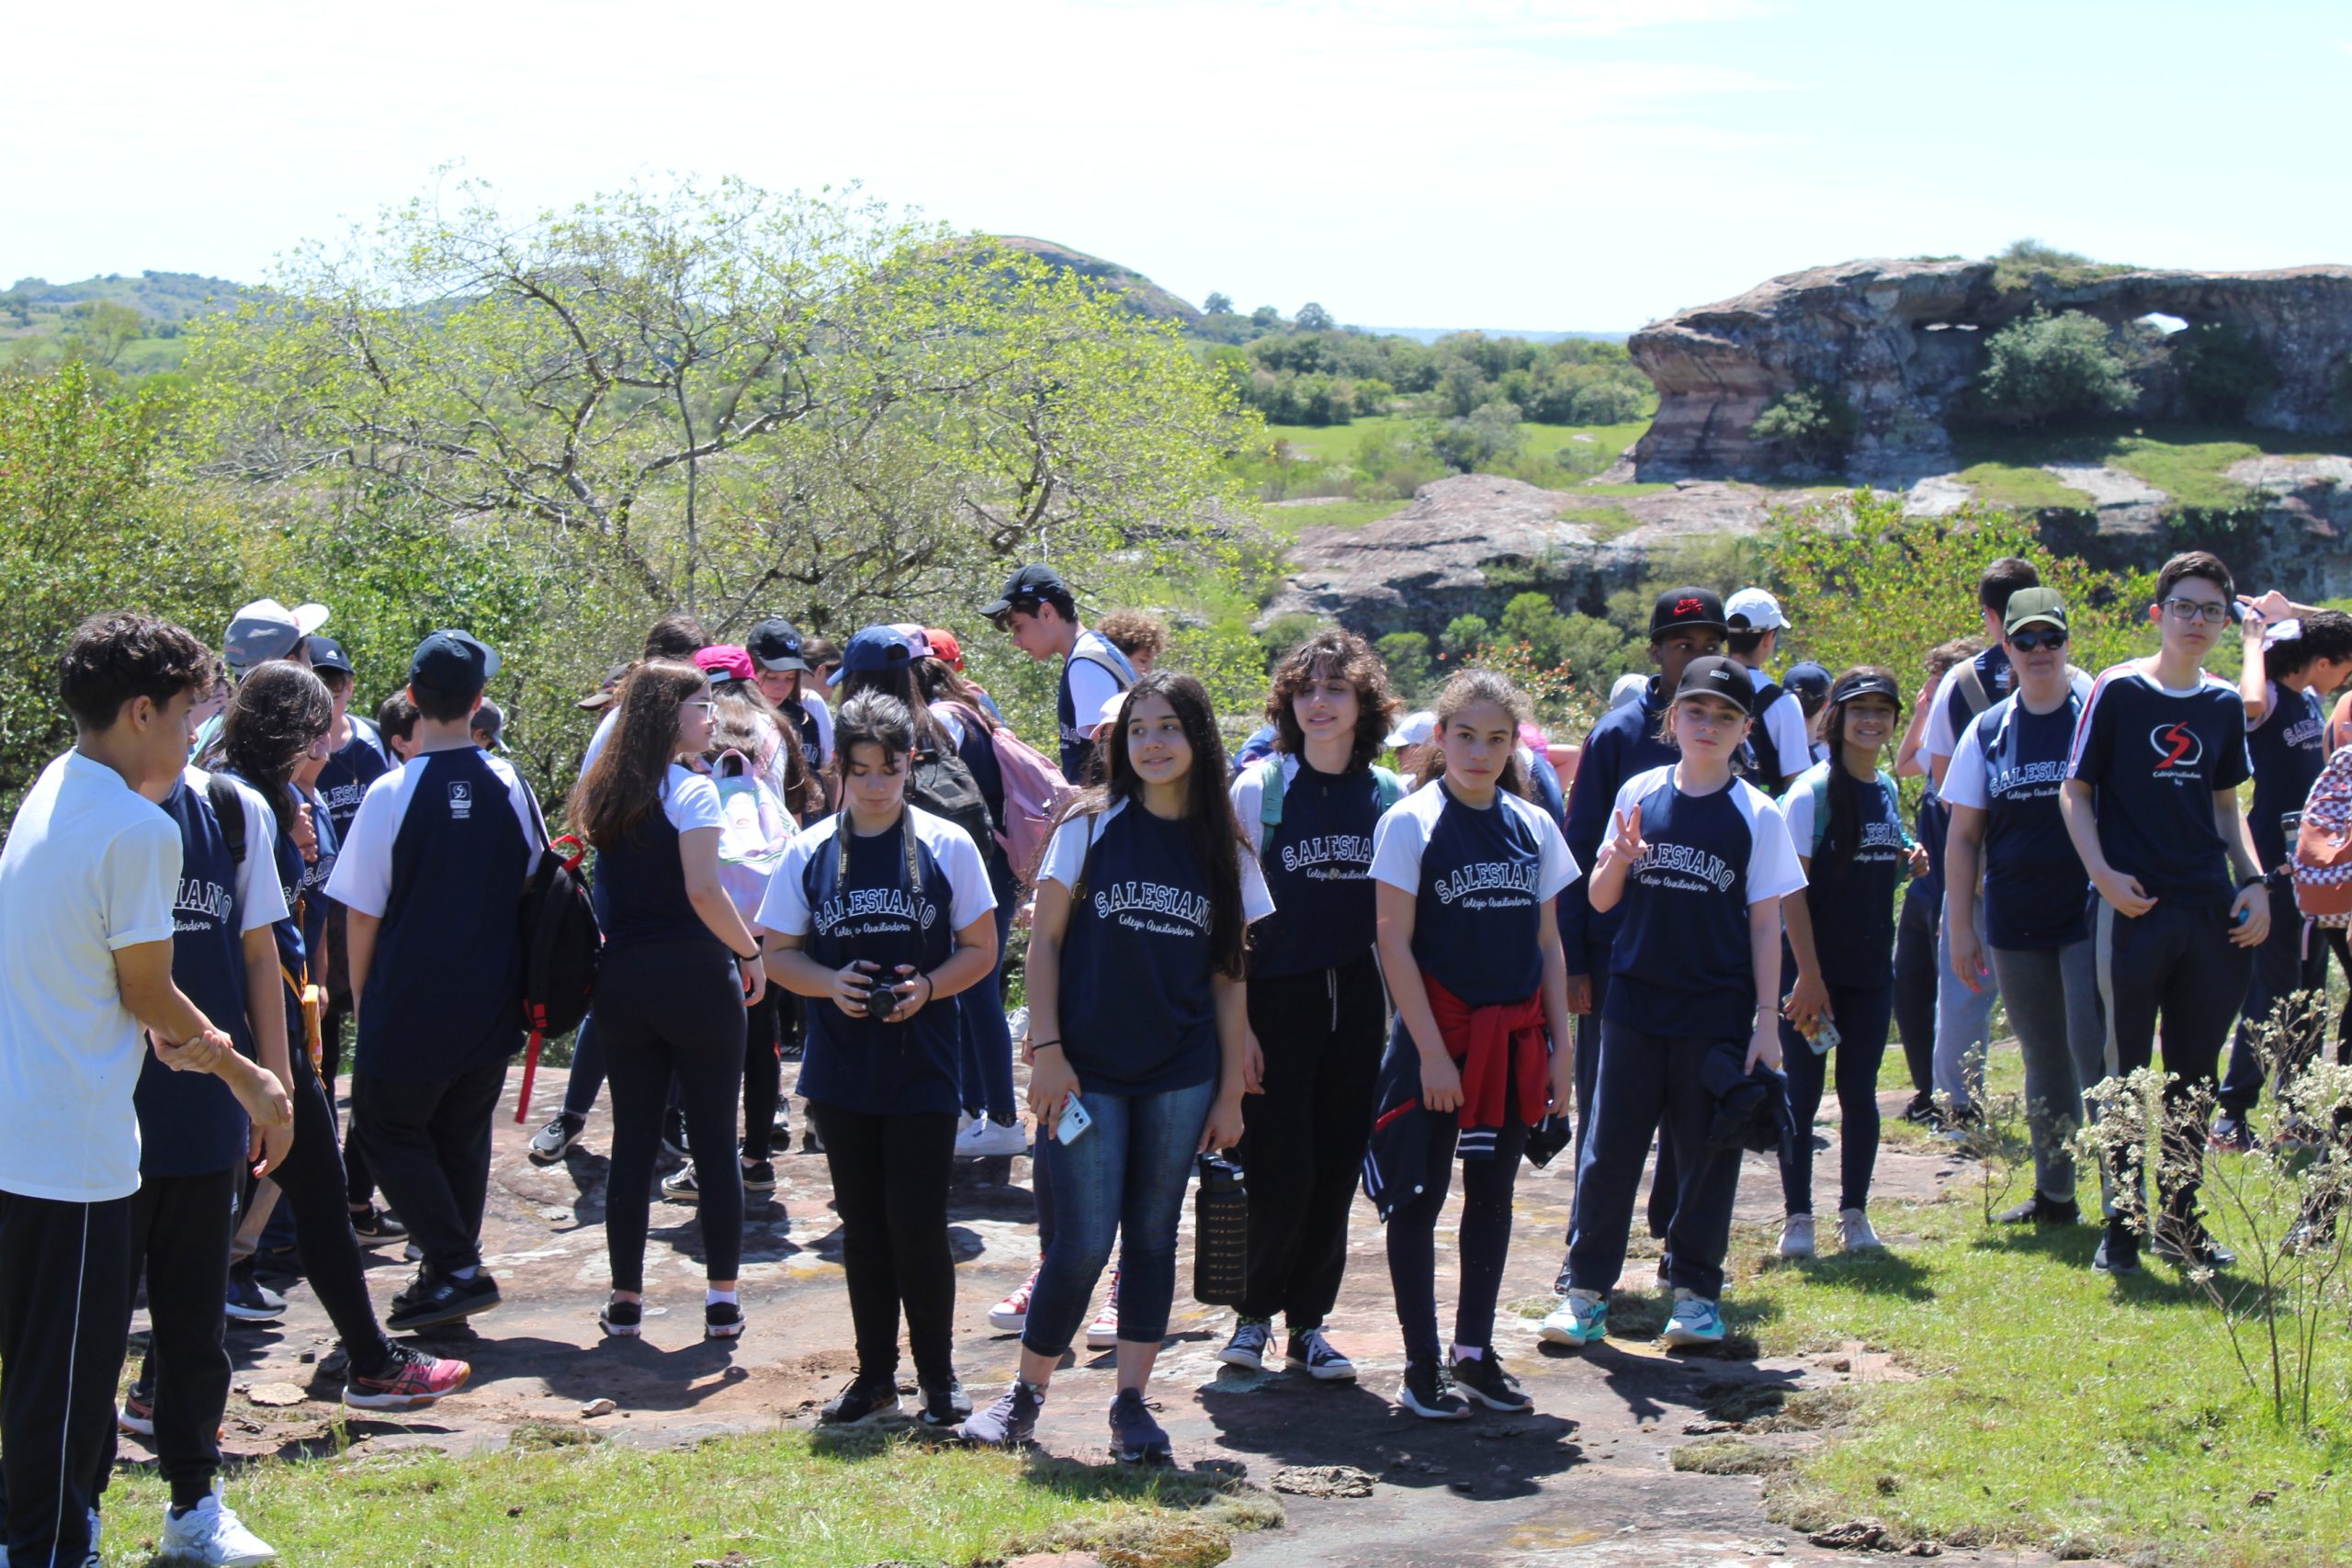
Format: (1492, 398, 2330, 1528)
(205, 774, 247, 865)
(513, 825, 601, 1122)
(1741, 678, 1789, 795)
(910, 743, 1009, 882)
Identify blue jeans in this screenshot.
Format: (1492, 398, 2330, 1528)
(957, 900, 1018, 1123)
(561, 1011, 604, 1118)
(1933, 898, 1998, 1112)
(2220, 882, 2332, 1113)
(1564, 1021, 1745, 1301)
(1022, 1078, 1215, 1357)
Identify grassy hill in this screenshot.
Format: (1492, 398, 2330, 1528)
(0, 270, 249, 375)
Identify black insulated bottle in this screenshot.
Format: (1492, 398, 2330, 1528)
(1193, 1155, 1248, 1305)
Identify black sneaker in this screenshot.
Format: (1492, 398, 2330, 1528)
(662, 1108, 690, 1160)
(349, 1203, 407, 1242)
(1397, 1359, 1470, 1420)
(599, 1298, 642, 1337)
(821, 1373, 901, 1425)
(1107, 1388, 1172, 1464)
(386, 1269, 502, 1332)
(223, 1261, 285, 1324)
(1996, 1193, 2081, 1225)
(2092, 1222, 2142, 1276)
(705, 1300, 745, 1339)
(2209, 1113, 2256, 1153)
(2153, 1224, 2237, 1270)
(527, 1111, 586, 1166)
(957, 1381, 1044, 1447)
(1901, 1091, 1938, 1126)
(740, 1160, 777, 1194)
(918, 1377, 973, 1428)
(1450, 1351, 1532, 1413)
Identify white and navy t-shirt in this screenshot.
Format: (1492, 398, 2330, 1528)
(1943, 693, 2089, 950)
(1921, 644, 2018, 769)
(1231, 756, 1388, 979)
(757, 805, 996, 1117)
(592, 765, 727, 952)
(325, 747, 543, 1081)
(2248, 682, 2329, 873)
(316, 714, 391, 842)
(1369, 780, 1577, 1007)
(1603, 766, 1805, 1040)
(1038, 799, 1274, 1094)
(1055, 628, 1136, 781)
(1780, 765, 1905, 987)
(2066, 663, 2253, 908)
(0, 751, 182, 1203)
(140, 769, 287, 1179)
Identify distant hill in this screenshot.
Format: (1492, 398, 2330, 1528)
(1366, 326, 1632, 345)
(1, 270, 247, 328)
(988, 236, 1204, 326)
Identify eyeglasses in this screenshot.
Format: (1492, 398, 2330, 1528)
(2161, 597, 2230, 626)
(2008, 628, 2067, 652)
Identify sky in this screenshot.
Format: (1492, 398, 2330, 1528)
(6, 0, 2347, 332)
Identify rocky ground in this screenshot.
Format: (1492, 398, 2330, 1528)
(123, 1064, 2120, 1568)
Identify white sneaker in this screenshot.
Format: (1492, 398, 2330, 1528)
(1778, 1213, 1816, 1259)
(956, 1118, 1029, 1158)
(1085, 1269, 1121, 1349)
(989, 1264, 1040, 1332)
(1839, 1208, 1883, 1251)
(1662, 1288, 1725, 1348)
(956, 1111, 976, 1138)
(161, 1492, 277, 1565)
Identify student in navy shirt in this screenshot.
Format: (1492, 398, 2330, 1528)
(959, 672, 1270, 1461)
(2213, 604, 2352, 1144)
(1218, 630, 1404, 1385)
(2062, 550, 2268, 1275)
(1773, 668, 1915, 1260)
(310, 635, 392, 1244)
(981, 561, 1137, 783)
(761, 692, 998, 1426)
(1944, 589, 2104, 1227)
(1368, 670, 1576, 1419)
(1545, 657, 1804, 1353)
(329, 630, 545, 1332)
(1890, 638, 1983, 1124)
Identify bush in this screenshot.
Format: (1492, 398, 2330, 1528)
(1427, 403, 1522, 473)
(1255, 611, 1321, 665)
(1440, 614, 1489, 660)
(1375, 631, 1431, 693)
(1974, 310, 2137, 426)
(2170, 321, 2278, 422)
(1748, 384, 1859, 468)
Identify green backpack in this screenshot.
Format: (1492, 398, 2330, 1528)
(1250, 755, 1407, 856)
(1796, 760, 1915, 863)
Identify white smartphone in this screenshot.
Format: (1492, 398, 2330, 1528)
(1056, 1095, 1093, 1145)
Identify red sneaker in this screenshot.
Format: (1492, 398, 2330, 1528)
(344, 1344, 471, 1410)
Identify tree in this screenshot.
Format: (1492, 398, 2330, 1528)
(1974, 310, 2137, 427)
(1203, 292, 1234, 315)
(62, 301, 146, 369)
(1440, 614, 1490, 660)
(1295, 302, 1335, 333)
(1498, 592, 1569, 664)
(1749, 384, 1859, 468)
(2171, 321, 2277, 422)
(1376, 631, 1431, 693)
(1426, 403, 1522, 472)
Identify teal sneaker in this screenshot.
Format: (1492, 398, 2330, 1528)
(1663, 1289, 1724, 1348)
(1537, 1288, 1608, 1348)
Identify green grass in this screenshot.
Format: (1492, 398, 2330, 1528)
(1952, 460, 2098, 511)
(1951, 422, 2352, 514)
(1261, 497, 1408, 538)
(1577, 479, 1676, 497)
(1261, 416, 1649, 472)
(1557, 503, 1642, 542)
(95, 1426, 1276, 1567)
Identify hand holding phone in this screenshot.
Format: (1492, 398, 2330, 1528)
(1056, 1094, 1093, 1145)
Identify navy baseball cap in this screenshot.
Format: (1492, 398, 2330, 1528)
(1781, 660, 1833, 702)
(747, 616, 810, 674)
(409, 629, 500, 697)
(980, 563, 1069, 622)
(305, 636, 354, 676)
(1673, 655, 1757, 714)
(827, 625, 917, 687)
(1649, 586, 1727, 639)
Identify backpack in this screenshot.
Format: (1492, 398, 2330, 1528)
(1798, 760, 1913, 863)
(514, 822, 601, 1122)
(1248, 755, 1406, 857)
(204, 774, 247, 866)
(910, 742, 1008, 882)
(1742, 679, 1788, 792)
(2292, 750, 2352, 927)
(944, 701, 1070, 885)
(710, 750, 792, 919)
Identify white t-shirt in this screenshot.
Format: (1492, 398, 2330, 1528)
(581, 707, 619, 779)
(1064, 630, 1128, 733)
(185, 767, 293, 937)
(1035, 798, 1276, 922)
(757, 804, 1000, 938)
(800, 690, 835, 770)
(0, 752, 184, 1202)
(1758, 689, 1811, 783)
(659, 764, 727, 832)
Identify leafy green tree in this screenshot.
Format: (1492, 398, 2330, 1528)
(1440, 614, 1490, 660)
(1749, 384, 1859, 468)
(62, 301, 146, 369)
(1203, 292, 1234, 315)
(1375, 631, 1431, 693)
(1426, 403, 1522, 472)
(1498, 592, 1569, 663)
(1295, 302, 1334, 333)
(1250, 306, 1283, 329)
(1975, 310, 2137, 426)
(2171, 321, 2278, 422)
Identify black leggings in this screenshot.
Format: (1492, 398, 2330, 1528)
(1893, 895, 1939, 1099)
(742, 990, 786, 1162)
(809, 1101, 958, 1386)
(322, 1008, 375, 1208)
(1385, 1091, 1531, 1367)
(598, 940, 747, 1292)
(277, 1052, 398, 1375)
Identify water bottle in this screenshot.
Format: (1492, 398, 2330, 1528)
(1193, 1156, 1249, 1306)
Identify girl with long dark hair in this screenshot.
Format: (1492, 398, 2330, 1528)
(958, 671, 1271, 1461)
(569, 660, 763, 1341)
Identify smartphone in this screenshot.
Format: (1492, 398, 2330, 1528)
(1812, 1013, 1840, 1055)
(1056, 1095, 1093, 1145)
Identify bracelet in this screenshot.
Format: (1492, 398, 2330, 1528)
(1032, 1039, 1065, 1053)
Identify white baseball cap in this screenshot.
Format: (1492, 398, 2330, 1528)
(1385, 710, 1437, 748)
(1724, 588, 1788, 632)
(1096, 690, 1130, 729)
(223, 598, 330, 671)
(1610, 672, 1649, 708)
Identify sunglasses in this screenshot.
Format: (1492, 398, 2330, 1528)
(2007, 627, 2067, 652)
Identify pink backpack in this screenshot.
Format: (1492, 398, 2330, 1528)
(945, 703, 1070, 885)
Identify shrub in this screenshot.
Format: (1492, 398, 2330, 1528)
(1749, 384, 1859, 468)
(2171, 321, 2278, 422)
(1375, 631, 1431, 693)
(1439, 614, 1489, 660)
(1427, 403, 1522, 473)
(1974, 310, 2138, 426)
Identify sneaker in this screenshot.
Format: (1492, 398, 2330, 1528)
(956, 1117, 1030, 1158)
(1996, 1193, 2081, 1225)
(2209, 1112, 2256, 1153)
(801, 1124, 824, 1155)
(1663, 1289, 1724, 1348)
(344, 1344, 471, 1410)
(1838, 1208, 1883, 1252)
(1901, 1090, 1938, 1126)
(2093, 1223, 2142, 1276)
(2153, 1224, 2237, 1270)
(1085, 1269, 1120, 1349)
(1396, 1359, 1470, 1420)
(1216, 1317, 1272, 1372)
(1777, 1213, 1816, 1259)
(223, 1263, 285, 1324)
(662, 1108, 690, 1159)
(1537, 1288, 1609, 1348)
(661, 1167, 701, 1203)
(821, 1372, 901, 1425)
(119, 1382, 156, 1437)
(159, 1492, 277, 1566)
(598, 1297, 642, 1338)
(1285, 1326, 1356, 1382)
(956, 1381, 1044, 1447)
(385, 1269, 501, 1332)
(1450, 1351, 1532, 1413)
(1107, 1387, 1172, 1464)
(389, 1265, 435, 1317)
(348, 1204, 407, 1242)
(989, 1265, 1040, 1333)
(527, 1111, 586, 1166)
(705, 1300, 745, 1339)
(740, 1160, 777, 1194)
(918, 1377, 973, 1428)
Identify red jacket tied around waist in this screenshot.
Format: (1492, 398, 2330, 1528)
(1422, 974, 1551, 1137)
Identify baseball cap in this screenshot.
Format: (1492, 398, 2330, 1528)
(1673, 655, 1757, 714)
(305, 636, 354, 676)
(828, 625, 917, 687)
(223, 598, 330, 672)
(2002, 586, 2070, 636)
(1648, 586, 1727, 640)
(1095, 690, 1129, 729)
(747, 616, 810, 674)
(695, 644, 757, 684)
(890, 624, 934, 660)
(471, 697, 511, 751)
(1609, 672, 1649, 709)
(1827, 669, 1903, 708)
(924, 627, 965, 670)
(1385, 710, 1437, 748)
(981, 563, 1069, 622)
(577, 662, 631, 711)
(1781, 660, 1832, 703)
(1724, 587, 1790, 633)
(408, 629, 500, 698)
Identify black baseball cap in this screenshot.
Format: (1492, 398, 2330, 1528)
(980, 563, 1069, 622)
(1782, 660, 1833, 702)
(747, 616, 810, 674)
(1827, 669, 1903, 708)
(409, 629, 500, 698)
(1649, 586, 1727, 640)
(305, 636, 354, 676)
(1673, 655, 1756, 713)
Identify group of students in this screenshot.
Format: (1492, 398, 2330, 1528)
(7, 546, 2352, 1565)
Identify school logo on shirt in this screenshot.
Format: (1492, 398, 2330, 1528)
(1093, 878, 1211, 937)
(1432, 859, 1542, 908)
(448, 781, 473, 818)
(1632, 842, 1737, 894)
(813, 886, 939, 937)
(1280, 833, 1374, 881)
(2284, 715, 2325, 751)
(2149, 723, 2204, 773)
(174, 875, 232, 933)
